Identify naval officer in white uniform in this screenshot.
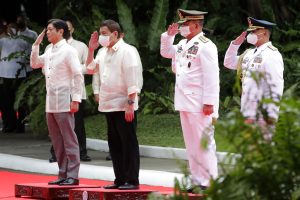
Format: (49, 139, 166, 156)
(160, 9, 220, 191)
(224, 17, 284, 140)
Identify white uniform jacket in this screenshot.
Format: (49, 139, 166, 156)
(160, 32, 220, 117)
(224, 41, 284, 120)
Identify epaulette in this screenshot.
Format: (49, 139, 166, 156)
(199, 35, 209, 43)
(268, 44, 278, 51)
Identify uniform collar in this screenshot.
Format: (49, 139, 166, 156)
(111, 38, 124, 52)
(185, 32, 204, 47)
(257, 41, 271, 51)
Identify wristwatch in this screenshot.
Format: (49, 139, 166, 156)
(127, 99, 135, 105)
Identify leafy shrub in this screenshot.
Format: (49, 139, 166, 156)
(207, 88, 300, 200)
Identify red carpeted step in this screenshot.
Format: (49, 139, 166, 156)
(1, 171, 173, 199)
(15, 183, 99, 199)
(69, 187, 156, 200)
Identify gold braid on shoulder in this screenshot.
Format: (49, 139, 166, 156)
(236, 49, 250, 80)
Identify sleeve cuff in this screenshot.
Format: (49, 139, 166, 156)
(161, 32, 175, 41)
(72, 94, 82, 102)
(128, 86, 138, 95)
(230, 41, 241, 51)
(203, 95, 218, 105)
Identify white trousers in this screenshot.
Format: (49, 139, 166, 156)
(257, 119, 275, 141)
(180, 111, 218, 186)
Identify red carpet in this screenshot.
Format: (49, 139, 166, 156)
(0, 170, 173, 199)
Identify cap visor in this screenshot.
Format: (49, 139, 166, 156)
(177, 19, 187, 24)
(247, 27, 258, 31)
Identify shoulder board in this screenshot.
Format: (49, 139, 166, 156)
(199, 35, 209, 43)
(268, 45, 278, 51)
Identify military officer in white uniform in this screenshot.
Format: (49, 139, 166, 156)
(224, 17, 284, 140)
(160, 9, 220, 190)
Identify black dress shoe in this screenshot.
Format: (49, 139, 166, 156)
(49, 156, 57, 163)
(103, 183, 120, 189)
(2, 127, 15, 133)
(118, 183, 139, 190)
(80, 155, 91, 161)
(48, 178, 66, 185)
(59, 177, 79, 186)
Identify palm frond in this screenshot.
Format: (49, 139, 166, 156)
(147, 0, 169, 51)
(116, 0, 138, 46)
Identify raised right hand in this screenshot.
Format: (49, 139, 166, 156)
(33, 29, 46, 46)
(167, 23, 179, 36)
(232, 31, 247, 45)
(88, 31, 99, 51)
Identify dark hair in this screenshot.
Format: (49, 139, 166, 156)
(47, 19, 70, 39)
(100, 20, 122, 38)
(0, 18, 7, 34)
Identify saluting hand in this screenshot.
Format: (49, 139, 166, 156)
(232, 31, 247, 45)
(88, 31, 99, 51)
(33, 29, 46, 46)
(167, 23, 179, 36)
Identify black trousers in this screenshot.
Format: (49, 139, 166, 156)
(0, 78, 26, 131)
(50, 101, 88, 157)
(105, 111, 140, 185)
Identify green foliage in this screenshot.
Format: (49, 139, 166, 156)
(14, 71, 47, 135)
(26, 98, 48, 137)
(52, 0, 106, 43)
(84, 84, 99, 116)
(116, 0, 138, 46)
(140, 91, 174, 114)
(219, 96, 240, 117)
(14, 72, 44, 108)
(140, 65, 175, 114)
(85, 113, 186, 148)
(207, 96, 300, 200)
(147, 0, 169, 51)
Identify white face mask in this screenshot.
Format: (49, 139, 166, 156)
(179, 26, 191, 37)
(98, 35, 110, 47)
(246, 32, 263, 45)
